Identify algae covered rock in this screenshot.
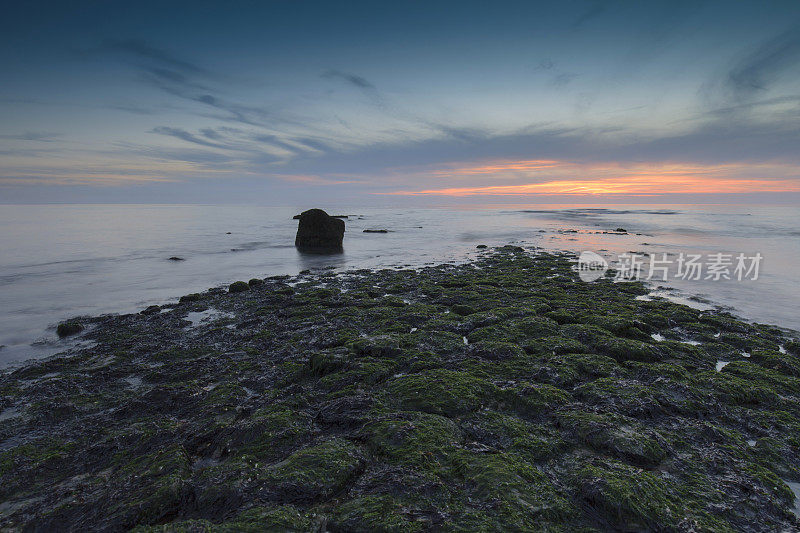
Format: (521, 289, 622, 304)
(178, 292, 203, 303)
(386, 369, 494, 416)
(229, 281, 249, 293)
(259, 438, 364, 502)
(3, 248, 800, 531)
(56, 321, 83, 337)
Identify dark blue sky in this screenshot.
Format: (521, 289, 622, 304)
(2, 1, 799, 204)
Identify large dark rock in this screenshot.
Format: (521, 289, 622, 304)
(294, 209, 345, 252)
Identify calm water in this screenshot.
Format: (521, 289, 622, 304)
(1, 203, 798, 367)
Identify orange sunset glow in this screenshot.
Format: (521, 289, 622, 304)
(383, 160, 800, 196)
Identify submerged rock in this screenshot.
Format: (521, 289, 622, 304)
(294, 209, 345, 253)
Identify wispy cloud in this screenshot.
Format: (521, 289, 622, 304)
(107, 104, 159, 115)
(727, 24, 800, 100)
(272, 173, 359, 185)
(150, 126, 229, 149)
(101, 38, 297, 130)
(321, 69, 376, 91)
(430, 159, 560, 177)
(321, 68, 387, 110)
(572, 1, 611, 28)
(102, 38, 207, 75)
(0, 132, 61, 142)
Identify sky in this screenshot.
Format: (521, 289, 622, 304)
(1, 0, 799, 205)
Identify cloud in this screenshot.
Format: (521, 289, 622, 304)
(101, 37, 292, 129)
(108, 104, 158, 115)
(114, 142, 240, 166)
(26, 27, 797, 200)
(321, 69, 376, 90)
(532, 59, 578, 87)
(321, 69, 385, 107)
(292, 137, 333, 153)
(705, 95, 800, 118)
(150, 126, 229, 149)
(102, 39, 206, 75)
(534, 59, 556, 71)
(271, 173, 359, 185)
(270, 103, 800, 189)
(321, 69, 494, 143)
(0, 132, 60, 142)
(250, 133, 308, 154)
(726, 24, 800, 100)
(572, 1, 611, 28)
(200, 128, 223, 140)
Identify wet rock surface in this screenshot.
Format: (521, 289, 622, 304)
(1, 247, 800, 531)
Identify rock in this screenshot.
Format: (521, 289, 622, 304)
(248, 278, 264, 287)
(363, 229, 388, 233)
(615, 228, 627, 233)
(8, 249, 800, 532)
(167, 257, 184, 261)
(56, 321, 83, 337)
(229, 281, 250, 293)
(294, 209, 345, 252)
(469, 341, 525, 360)
(476, 244, 488, 249)
(295, 214, 349, 220)
(452, 304, 476, 316)
(141, 305, 161, 315)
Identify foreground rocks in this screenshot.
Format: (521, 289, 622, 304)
(2, 248, 800, 531)
(294, 209, 345, 253)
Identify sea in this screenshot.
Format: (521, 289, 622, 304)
(1, 203, 798, 368)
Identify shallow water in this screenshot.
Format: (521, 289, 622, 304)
(1, 203, 798, 367)
(786, 481, 800, 518)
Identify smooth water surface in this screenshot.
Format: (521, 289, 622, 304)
(1, 203, 798, 367)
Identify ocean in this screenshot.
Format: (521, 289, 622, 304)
(1, 203, 798, 367)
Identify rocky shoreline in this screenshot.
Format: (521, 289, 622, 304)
(2, 246, 800, 531)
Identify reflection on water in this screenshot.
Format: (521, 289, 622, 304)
(297, 250, 348, 272)
(0, 203, 798, 367)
